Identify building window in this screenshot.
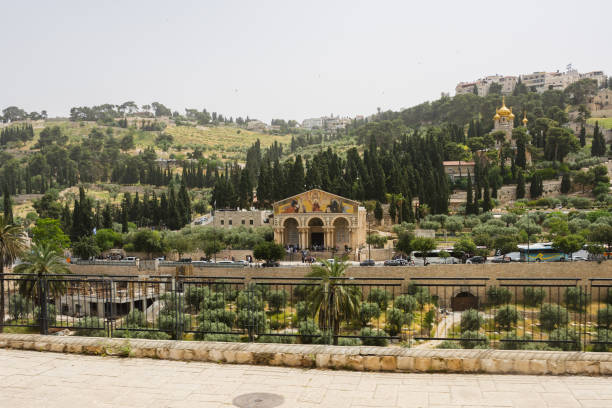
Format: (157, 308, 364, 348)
(221, 220, 224, 225)
(229, 220, 232, 225)
(242, 220, 245, 225)
(250, 220, 254, 225)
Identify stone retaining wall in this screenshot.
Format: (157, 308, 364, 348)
(1, 333, 611, 376)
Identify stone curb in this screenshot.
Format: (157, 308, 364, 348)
(1, 333, 611, 375)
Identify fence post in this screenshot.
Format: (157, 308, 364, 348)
(104, 278, 113, 338)
(39, 275, 48, 335)
(0, 271, 4, 333)
(247, 283, 255, 342)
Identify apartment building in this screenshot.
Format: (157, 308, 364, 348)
(455, 75, 518, 96)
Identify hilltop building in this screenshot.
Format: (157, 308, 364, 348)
(272, 189, 366, 250)
(456, 75, 518, 97)
(301, 115, 352, 130)
(493, 96, 516, 144)
(213, 209, 271, 229)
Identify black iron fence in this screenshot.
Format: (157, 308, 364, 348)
(1, 273, 611, 351)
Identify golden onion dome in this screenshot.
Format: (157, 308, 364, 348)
(493, 112, 501, 121)
(497, 96, 512, 117)
(522, 112, 528, 125)
(509, 107, 515, 119)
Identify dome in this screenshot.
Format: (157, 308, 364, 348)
(493, 113, 501, 121)
(522, 112, 528, 125)
(497, 96, 511, 117)
(509, 107, 515, 119)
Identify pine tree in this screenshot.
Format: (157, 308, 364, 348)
(374, 201, 383, 224)
(482, 178, 491, 213)
(561, 173, 571, 194)
(389, 196, 396, 223)
(591, 121, 606, 157)
(178, 181, 191, 223)
(530, 173, 543, 199)
(516, 171, 526, 199)
(102, 204, 113, 229)
(515, 139, 526, 169)
(579, 125, 586, 147)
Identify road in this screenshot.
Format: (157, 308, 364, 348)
(1, 349, 612, 407)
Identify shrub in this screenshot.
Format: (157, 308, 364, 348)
(564, 287, 590, 311)
(523, 287, 546, 306)
(292, 284, 311, 301)
(184, 286, 212, 310)
(494, 305, 519, 330)
(539, 303, 569, 331)
(338, 337, 362, 346)
(114, 329, 171, 340)
(406, 284, 432, 307)
(593, 329, 612, 352)
(499, 331, 533, 350)
(597, 306, 612, 328)
(359, 302, 381, 326)
(236, 291, 263, 311)
(298, 319, 323, 344)
(125, 310, 146, 327)
(547, 328, 580, 351)
(200, 291, 227, 310)
(486, 286, 512, 306)
(394, 294, 419, 313)
(74, 317, 106, 337)
(385, 308, 409, 336)
(607, 289, 612, 305)
(460, 309, 483, 332)
(267, 290, 287, 313)
(459, 330, 488, 349)
(8, 294, 29, 321)
(359, 327, 388, 346)
(34, 304, 56, 326)
(268, 313, 289, 330)
(256, 335, 296, 344)
(236, 309, 267, 333)
(437, 340, 460, 349)
(198, 308, 237, 327)
(295, 301, 311, 322)
(158, 313, 192, 336)
(367, 288, 391, 310)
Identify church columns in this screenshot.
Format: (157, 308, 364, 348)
(323, 227, 335, 249)
(274, 228, 284, 245)
(297, 227, 309, 249)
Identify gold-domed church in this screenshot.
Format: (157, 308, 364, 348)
(493, 96, 515, 145)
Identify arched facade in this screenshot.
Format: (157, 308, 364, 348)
(272, 189, 367, 250)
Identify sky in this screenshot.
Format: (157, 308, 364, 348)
(1, 0, 611, 122)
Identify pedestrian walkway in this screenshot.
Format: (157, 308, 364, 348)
(0, 349, 611, 408)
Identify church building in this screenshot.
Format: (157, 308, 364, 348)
(272, 189, 367, 250)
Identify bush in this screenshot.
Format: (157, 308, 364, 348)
(114, 329, 171, 340)
(459, 330, 488, 349)
(298, 319, 323, 344)
(125, 310, 146, 327)
(597, 306, 612, 328)
(539, 303, 569, 331)
(460, 309, 483, 332)
(593, 329, 612, 352)
(236, 309, 267, 334)
(338, 337, 362, 346)
(158, 313, 192, 336)
(359, 327, 388, 346)
(547, 328, 580, 351)
(385, 308, 410, 336)
(486, 286, 512, 306)
(268, 313, 289, 330)
(74, 317, 106, 337)
(184, 286, 212, 310)
(200, 291, 227, 310)
(256, 335, 296, 344)
(359, 302, 381, 326)
(406, 284, 432, 306)
(367, 288, 391, 310)
(267, 290, 288, 313)
(564, 287, 590, 311)
(295, 301, 311, 322)
(34, 304, 56, 326)
(292, 284, 311, 301)
(8, 294, 29, 321)
(523, 287, 546, 306)
(607, 289, 612, 305)
(494, 305, 519, 330)
(394, 294, 419, 313)
(437, 340, 460, 349)
(198, 308, 237, 327)
(236, 291, 264, 311)
(499, 331, 533, 350)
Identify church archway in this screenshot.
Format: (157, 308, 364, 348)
(283, 218, 299, 247)
(308, 217, 324, 249)
(333, 217, 350, 250)
(451, 291, 478, 311)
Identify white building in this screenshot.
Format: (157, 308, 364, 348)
(455, 75, 518, 96)
(301, 118, 324, 129)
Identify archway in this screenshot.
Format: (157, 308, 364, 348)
(308, 217, 324, 249)
(451, 291, 478, 311)
(283, 218, 299, 247)
(333, 217, 350, 251)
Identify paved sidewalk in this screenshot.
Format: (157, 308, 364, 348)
(1, 349, 611, 408)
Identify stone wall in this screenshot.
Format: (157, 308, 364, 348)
(2, 334, 611, 376)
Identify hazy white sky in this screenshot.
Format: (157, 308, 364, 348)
(1, 0, 610, 122)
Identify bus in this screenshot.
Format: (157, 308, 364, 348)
(518, 243, 568, 262)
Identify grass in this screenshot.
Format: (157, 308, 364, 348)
(587, 117, 612, 130)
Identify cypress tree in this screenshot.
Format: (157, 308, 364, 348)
(561, 173, 571, 194)
(178, 181, 191, 224)
(389, 196, 396, 223)
(482, 178, 491, 213)
(592, 121, 606, 157)
(466, 172, 474, 214)
(374, 201, 383, 224)
(401, 198, 411, 223)
(579, 124, 586, 147)
(530, 173, 543, 199)
(516, 171, 526, 199)
(102, 204, 113, 229)
(3, 188, 13, 224)
(515, 139, 526, 169)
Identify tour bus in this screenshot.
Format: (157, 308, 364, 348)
(518, 242, 568, 262)
(410, 249, 463, 265)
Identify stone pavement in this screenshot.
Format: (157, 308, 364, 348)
(1, 349, 612, 408)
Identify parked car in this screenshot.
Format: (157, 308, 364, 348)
(178, 258, 192, 263)
(236, 260, 249, 266)
(384, 259, 399, 266)
(466, 256, 486, 264)
(192, 260, 208, 266)
(262, 260, 280, 267)
(124, 256, 137, 262)
(491, 255, 511, 263)
(360, 259, 376, 266)
(216, 260, 234, 265)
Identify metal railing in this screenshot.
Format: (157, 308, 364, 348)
(1, 273, 611, 351)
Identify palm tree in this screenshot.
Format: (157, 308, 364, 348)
(307, 258, 361, 345)
(14, 244, 71, 306)
(0, 215, 27, 332)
